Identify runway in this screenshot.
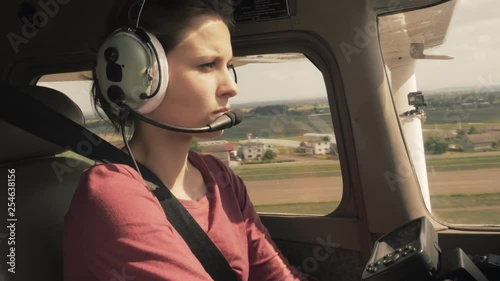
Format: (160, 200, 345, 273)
(244, 168, 500, 205)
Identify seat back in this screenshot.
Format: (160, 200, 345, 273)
(0, 85, 93, 281)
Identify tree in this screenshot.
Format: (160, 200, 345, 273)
(467, 126, 479, 134)
(189, 138, 202, 152)
(251, 104, 288, 115)
(262, 149, 277, 161)
(424, 136, 449, 155)
(488, 93, 496, 105)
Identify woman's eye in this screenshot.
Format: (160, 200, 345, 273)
(201, 62, 217, 69)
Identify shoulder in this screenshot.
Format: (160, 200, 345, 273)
(189, 151, 238, 182)
(80, 162, 144, 188)
(67, 162, 161, 232)
(83, 162, 140, 177)
(77, 162, 150, 206)
(66, 163, 176, 259)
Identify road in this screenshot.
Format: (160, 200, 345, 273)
(240, 138, 301, 148)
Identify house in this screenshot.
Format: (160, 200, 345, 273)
(200, 142, 234, 166)
(238, 140, 267, 160)
(422, 129, 456, 141)
(488, 129, 500, 140)
(460, 133, 499, 151)
(296, 140, 331, 155)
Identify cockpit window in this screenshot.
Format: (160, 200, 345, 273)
(38, 53, 343, 215)
(37, 72, 123, 148)
(379, 0, 500, 225)
(213, 53, 342, 215)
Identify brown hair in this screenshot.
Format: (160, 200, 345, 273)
(92, 0, 234, 130)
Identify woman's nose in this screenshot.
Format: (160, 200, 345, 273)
(217, 67, 238, 98)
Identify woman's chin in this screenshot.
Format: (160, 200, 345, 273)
(193, 130, 225, 139)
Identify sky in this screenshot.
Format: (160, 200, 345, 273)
(40, 0, 499, 113)
(415, 0, 500, 91)
(234, 0, 500, 103)
(232, 59, 326, 105)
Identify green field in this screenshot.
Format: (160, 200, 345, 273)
(423, 106, 500, 133)
(214, 114, 335, 141)
(247, 155, 500, 225)
(234, 155, 500, 181)
(255, 201, 340, 214)
(431, 209, 500, 224)
(426, 156, 500, 172)
(85, 105, 500, 139)
(234, 163, 341, 181)
(208, 106, 500, 141)
(424, 106, 500, 125)
(79, 110, 500, 226)
(254, 193, 500, 212)
(430, 193, 500, 209)
(255, 193, 500, 225)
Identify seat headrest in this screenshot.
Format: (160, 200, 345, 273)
(0, 85, 85, 164)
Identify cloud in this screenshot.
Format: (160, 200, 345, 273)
(416, 1, 500, 90)
(233, 60, 326, 104)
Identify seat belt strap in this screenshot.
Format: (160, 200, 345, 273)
(0, 83, 237, 281)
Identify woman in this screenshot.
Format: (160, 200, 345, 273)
(63, 0, 311, 280)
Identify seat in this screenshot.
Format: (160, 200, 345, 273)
(0, 85, 93, 281)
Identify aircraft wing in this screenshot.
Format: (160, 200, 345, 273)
(379, 0, 458, 67)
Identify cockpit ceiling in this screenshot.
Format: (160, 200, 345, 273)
(233, 53, 307, 67)
(379, 0, 457, 66)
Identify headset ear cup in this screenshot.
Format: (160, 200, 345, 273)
(95, 28, 168, 116)
(136, 31, 168, 114)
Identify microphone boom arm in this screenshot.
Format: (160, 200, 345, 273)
(123, 104, 242, 133)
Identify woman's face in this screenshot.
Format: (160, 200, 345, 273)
(149, 14, 238, 138)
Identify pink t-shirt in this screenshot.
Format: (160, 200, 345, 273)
(64, 152, 309, 281)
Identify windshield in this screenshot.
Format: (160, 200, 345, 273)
(380, 0, 500, 225)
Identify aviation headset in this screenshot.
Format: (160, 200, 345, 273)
(94, 0, 242, 178)
(95, 0, 168, 116)
(95, 0, 237, 118)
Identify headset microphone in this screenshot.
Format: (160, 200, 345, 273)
(206, 110, 243, 131)
(123, 105, 244, 133)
